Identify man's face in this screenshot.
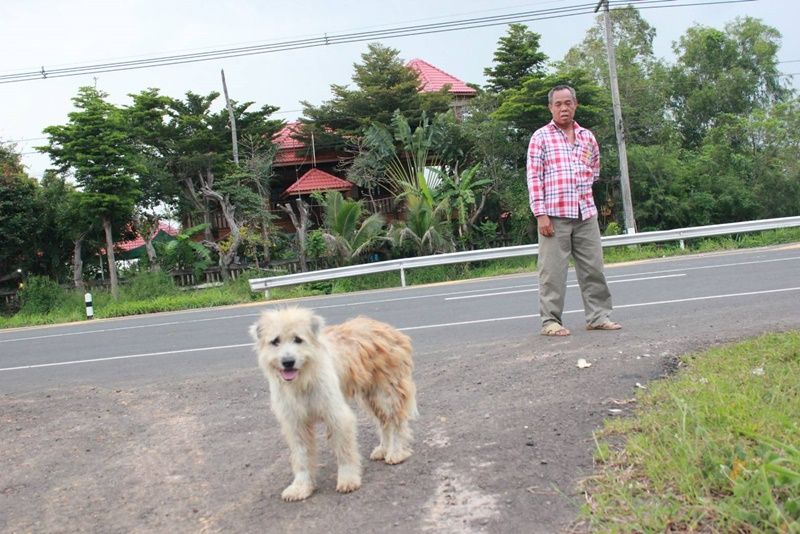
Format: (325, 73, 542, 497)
(548, 89, 577, 128)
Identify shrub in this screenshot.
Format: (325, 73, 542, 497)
(18, 276, 65, 315)
(121, 271, 178, 301)
(603, 221, 621, 236)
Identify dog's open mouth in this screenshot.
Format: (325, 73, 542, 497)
(280, 369, 299, 381)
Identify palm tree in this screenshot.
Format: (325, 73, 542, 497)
(319, 191, 386, 266)
(389, 191, 453, 256)
(434, 164, 493, 246)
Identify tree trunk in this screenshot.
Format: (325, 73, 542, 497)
(201, 176, 240, 282)
(182, 174, 214, 242)
(280, 199, 309, 272)
(144, 239, 160, 272)
(260, 220, 271, 266)
(102, 216, 120, 300)
(72, 235, 85, 291)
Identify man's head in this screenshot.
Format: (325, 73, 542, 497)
(548, 85, 577, 129)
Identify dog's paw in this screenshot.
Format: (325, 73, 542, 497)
(384, 449, 412, 465)
(281, 482, 314, 501)
(369, 446, 386, 461)
(336, 475, 361, 493)
(336, 464, 362, 493)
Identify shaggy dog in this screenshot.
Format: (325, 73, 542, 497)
(250, 307, 417, 501)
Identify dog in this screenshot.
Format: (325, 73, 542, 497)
(250, 307, 418, 501)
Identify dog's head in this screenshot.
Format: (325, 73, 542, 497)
(250, 307, 325, 383)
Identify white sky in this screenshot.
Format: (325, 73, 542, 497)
(1, 0, 797, 180)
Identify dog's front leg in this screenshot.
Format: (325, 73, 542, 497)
(280, 421, 317, 501)
(327, 406, 362, 493)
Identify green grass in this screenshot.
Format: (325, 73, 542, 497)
(2, 228, 799, 329)
(580, 331, 800, 533)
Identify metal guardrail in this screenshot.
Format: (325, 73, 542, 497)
(248, 216, 800, 296)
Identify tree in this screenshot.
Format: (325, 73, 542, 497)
(433, 164, 492, 247)
(389, 192, 453, 256)
(40, 87, 141, 299)
(0, 143, 39, 283)
(34, 171, 96, 287)
(484, 24, 548, 93)
(127, 89, 282, 280)
(493, 69, 609, 138)
(317, 191, 386, 266)
(560, 6, 671, 146)
(301, 43, 452, 149)
(669, 17, 790, 148)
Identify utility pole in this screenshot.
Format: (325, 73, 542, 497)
(220, 69, 240, 166)
(595, 0, 637, 234)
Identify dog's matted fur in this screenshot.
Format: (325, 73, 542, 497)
(250, 307, 417, 501)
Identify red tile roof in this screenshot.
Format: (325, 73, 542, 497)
(272, 60, 475, 160)
(116, 222, 179, 252)
(273, 122, 306, 166)
(284, 168, 353, 196)
(406, 59, 477, 96)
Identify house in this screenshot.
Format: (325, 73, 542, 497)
(204, 59, 476, 240)
(115, 222, 179, 261)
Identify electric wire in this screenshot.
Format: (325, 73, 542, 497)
(0, 0, 755, 84)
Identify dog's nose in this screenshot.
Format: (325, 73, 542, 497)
(281, 358, 296, 369)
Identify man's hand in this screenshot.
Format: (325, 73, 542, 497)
(537, 215, 554, 237)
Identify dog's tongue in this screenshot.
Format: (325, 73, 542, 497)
(280, 369, 299, 381)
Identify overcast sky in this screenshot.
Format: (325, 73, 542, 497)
(2, 0, 797, 180)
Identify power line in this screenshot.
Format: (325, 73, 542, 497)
(0, 0, 754, 85)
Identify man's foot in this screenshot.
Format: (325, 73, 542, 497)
(541, 323, 570, 336)
(586, 321, 622, 331)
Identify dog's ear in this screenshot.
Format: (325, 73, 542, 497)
(249, 322, 262, 342)
(310, 313, 325, 336)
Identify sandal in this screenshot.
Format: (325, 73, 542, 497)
(586, 321, 622, 331)
(541, 323, 570, 336)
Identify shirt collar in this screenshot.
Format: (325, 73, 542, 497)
(548, 120, 585, 134)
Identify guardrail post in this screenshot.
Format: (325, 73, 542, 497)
(400, 266, 406, 288)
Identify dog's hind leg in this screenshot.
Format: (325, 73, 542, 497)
(280, 421, 317, 501)
(383, 419, 413, 465)
(369, 420, 392, 461)
(326, 405, 362, 493)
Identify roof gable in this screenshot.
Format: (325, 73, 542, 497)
(406, 59, 476, 96)
(284, 168, 353, 195)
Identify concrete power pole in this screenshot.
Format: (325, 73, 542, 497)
(221, 69, 240, 167)
(595, 0, 637, 234)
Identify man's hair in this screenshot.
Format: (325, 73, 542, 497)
(548, 85, 577, 105)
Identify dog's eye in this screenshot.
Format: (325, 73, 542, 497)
(293, 336, 303, 344)
(270, 337, 280, 346)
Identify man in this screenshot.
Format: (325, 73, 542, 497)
(527, 85, 621, 336)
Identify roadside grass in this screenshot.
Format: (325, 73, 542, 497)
(580, 331, 800, 533)
(1, 228, 798, 329)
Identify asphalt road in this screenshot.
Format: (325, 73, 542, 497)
(1, 244, 799, 533)
(2, 245, 799, 393)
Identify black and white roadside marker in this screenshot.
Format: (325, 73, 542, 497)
(85, 292, 93, 320)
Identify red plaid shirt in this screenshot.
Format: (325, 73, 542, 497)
(526, 120, 600, 219)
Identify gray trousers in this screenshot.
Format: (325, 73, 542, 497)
(537, 215, 613, 327)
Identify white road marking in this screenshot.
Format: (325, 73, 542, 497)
(1, 255, 797, 344)
(0, 343, 252, 372)
(2, 285, 798, 373)
(444, 274, 686, 300)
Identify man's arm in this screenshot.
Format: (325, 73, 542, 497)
(589, 132, 601, 181)
(526, 133, 554, 237)
(526, 134, 546, 216)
